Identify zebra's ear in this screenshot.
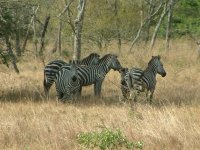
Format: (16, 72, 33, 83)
(119, 67, 128, 73)
(113, 54, 118, 58)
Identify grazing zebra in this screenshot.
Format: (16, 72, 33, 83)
(43, 53, 100, 99)
(73, 54, 122, 97)
(120, 55, 166, 104)
(55, 65, 80, 102)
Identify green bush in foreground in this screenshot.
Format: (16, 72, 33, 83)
(77, 128, 143, 150)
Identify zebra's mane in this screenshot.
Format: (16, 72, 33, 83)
(98, 54, 115, 63)
(148, 55, 161, 66)
(83, 53, 100, 59)
(89, 53, 100, 58)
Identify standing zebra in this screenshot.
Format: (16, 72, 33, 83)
(55, 65, 80, 102)
(120, 55, 166, 104)
(71, 54, 122, 97)
(44, 53, 100, 99)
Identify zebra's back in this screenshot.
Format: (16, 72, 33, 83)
(43, 53, 100, 98)
(120, 67, 144, 99)
(45, 60, 66, 78)
(129, 68, 143, 80)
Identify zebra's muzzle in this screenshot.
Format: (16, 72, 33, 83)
(161, 72, 166, 77)
(72, 76, 78, 82)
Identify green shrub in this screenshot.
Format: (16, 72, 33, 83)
(77, 128, 143, 150)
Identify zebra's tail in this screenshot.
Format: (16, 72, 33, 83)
(43, 71, 48, 99)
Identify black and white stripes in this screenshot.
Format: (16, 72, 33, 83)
(43, 53, 100, 99)
(43, 53, 166, 104)
(120, 55, 166, 104)
(71, 54, 122, 97)
(55, 65, 80, 102)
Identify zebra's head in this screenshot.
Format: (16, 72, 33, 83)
(108, 54, 122, 71)
(69, 64, 79, 81)
(119, 68, 128, 78)
(88, 53, 101, 65)
(149, 55, 166, 77)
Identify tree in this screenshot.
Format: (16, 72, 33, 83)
(165, 0, 174, 50)
(150, 1, 168, 50)
(129, 0, 163, 52)
(73, 0, 86, 60)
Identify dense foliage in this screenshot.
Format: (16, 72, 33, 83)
(0, 0, 199, 69)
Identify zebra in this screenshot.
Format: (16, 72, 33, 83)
(70, 54, 122, 97)
(120, 55, 166, 104)
(55, 64, 80, 102)
(120, 67, 143, 100)
(43, 53, 100, 99)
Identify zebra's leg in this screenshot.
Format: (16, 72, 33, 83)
(44, 81, 52, 100)
(61, 94, 71, 103)
(146, 90, 150, 102)
(77, 86, 82, 97)
(146, 90, 154, 104)
(134, 90, 140, 102)
(124, 88, 130, 101)
(56, 92, 64, 104)
(73, 88, 80, 102)
(129, 89, 138, 102)
(145, 90, 148, 97)
(149, 91, 154, 104)
(94, 80, 103, 97)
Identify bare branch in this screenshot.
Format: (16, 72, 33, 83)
(150, 2, 168, 50)
(129, 0, 164, 52)
(22, 5, 39, 52)
(67, 8, 75, 33)
(151, 0, 163, 17)
(57, 0, 74, 18)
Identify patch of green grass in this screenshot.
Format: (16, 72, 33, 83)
(77, 128, 143, 150)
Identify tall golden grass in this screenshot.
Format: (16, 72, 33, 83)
(0, 39, 200, 149)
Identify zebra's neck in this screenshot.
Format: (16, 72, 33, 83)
(97, 58, 111, 74)
(142, 64, 157, 89)
(144, 63, 157, 78)
(80, 59, 88, 65)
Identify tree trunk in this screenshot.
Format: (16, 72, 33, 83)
(5, 36, 19, 74)
(22, 6, 39, 53)
(165, 0, 174, 51)
(51, 19, 62, 54)
(129, 0, 163, 52)
(37, 15, 50, 67)
(15, 27, 21, 56)
(129, 6, 145, 52)
(33, 6, 38, 58)
(114, 0, 121, 52)
(0, 51, 9, 68)
(39, 15, 50, 62)
(73, 0, 86, 60)
(145, 0, 153, 43)
(58, 19, 62, 56)
(117, 33, 121, 52)
(150, 3, 168, 51)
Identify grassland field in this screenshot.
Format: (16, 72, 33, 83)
(0, 39, 200, 150)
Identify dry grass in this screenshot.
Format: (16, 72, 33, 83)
(0, 39, 200, 149)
